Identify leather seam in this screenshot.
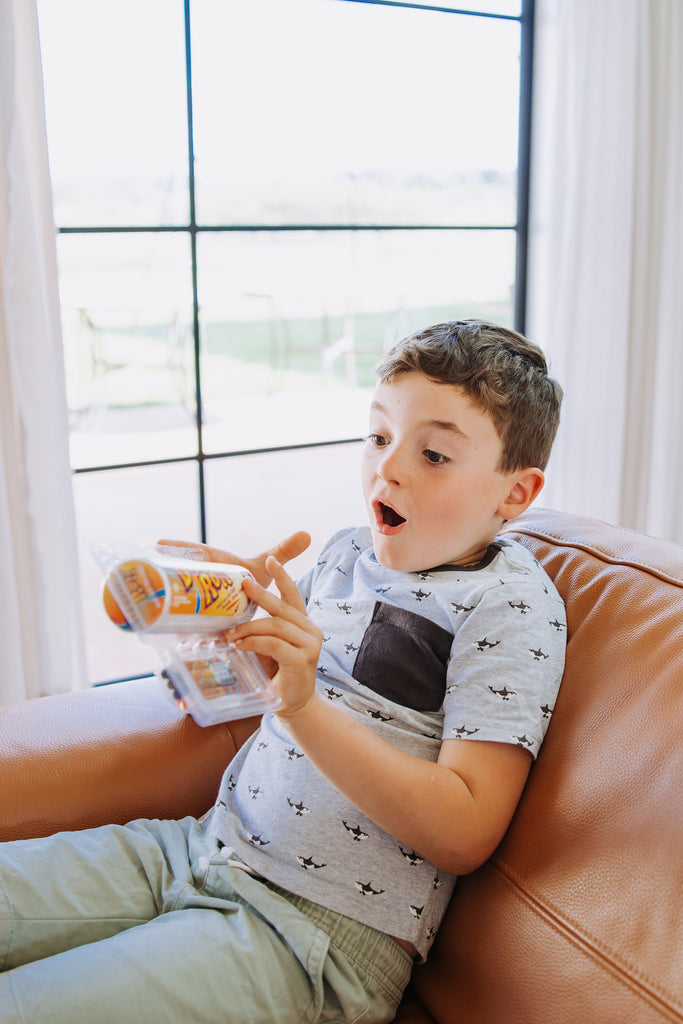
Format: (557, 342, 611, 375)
(485, 859, 683, 1021)
(502, 526, 683, 588)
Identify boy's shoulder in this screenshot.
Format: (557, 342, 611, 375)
(419, 537, 563, 618)
(493, 535, 556, 580)
(492, 535, 544, 573)
(472, 537, 565, 618)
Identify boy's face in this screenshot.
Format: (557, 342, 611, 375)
(361, 371, 519, 571)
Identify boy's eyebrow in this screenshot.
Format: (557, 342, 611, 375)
(426, 419, 469, 439)
(370, 402, 470, 440)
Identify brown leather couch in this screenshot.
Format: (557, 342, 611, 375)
(1, 508, 681, 1023)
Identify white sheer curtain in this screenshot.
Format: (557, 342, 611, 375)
(0, 0, 85, 700)
(528, 0, 683, 544)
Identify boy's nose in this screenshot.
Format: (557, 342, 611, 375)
(377, 446, 406, 485)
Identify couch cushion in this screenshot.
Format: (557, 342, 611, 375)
(411, 508, 683, 1024)
(0, 678, 260, 840)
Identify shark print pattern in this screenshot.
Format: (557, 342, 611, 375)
(287, 798, 311, 816)
(452, 724, 480, 738)
(208, 526, 567, 963)
(343, 821, 370, 842)
(298, 855, 327, 870)
(355, 881, 385, 896)
(489, 685, 517, 701)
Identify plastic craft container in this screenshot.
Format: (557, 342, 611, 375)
(160, 638, 281, 726)
(97, 545, 280, 724)
(102, 556, 256, 633)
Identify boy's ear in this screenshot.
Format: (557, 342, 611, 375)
(498, 467, 545, 521)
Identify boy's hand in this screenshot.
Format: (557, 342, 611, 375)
(227, 556, 323, 717)
(156, 531, 311, 589)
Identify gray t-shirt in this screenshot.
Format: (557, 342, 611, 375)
(211, 527, 566, 960)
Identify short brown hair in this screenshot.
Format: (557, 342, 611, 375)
(376, 320, 563, 473)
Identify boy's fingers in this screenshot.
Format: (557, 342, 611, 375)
(243, 561, 307, 620)
(156, 539, 243, 566)
(266, 531, 311, 567)
(264, 556, 308, 611)
(231, 615, 311, 647)
(157, 533, 311, 580)
(157, 538, 204, 555)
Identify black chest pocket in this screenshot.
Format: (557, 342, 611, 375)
(352, 601, 453, 712)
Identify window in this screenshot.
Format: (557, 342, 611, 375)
(37, 0, 532, 683)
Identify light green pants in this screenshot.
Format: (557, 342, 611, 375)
(0, 815, 412, 1023)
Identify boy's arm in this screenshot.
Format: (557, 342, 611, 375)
(228, 557, 532, 877)
(280, 697, 530, 876)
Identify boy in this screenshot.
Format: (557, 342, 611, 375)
(0, 321, 565, 1024)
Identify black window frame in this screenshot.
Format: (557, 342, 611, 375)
(61, 0, 535, 548)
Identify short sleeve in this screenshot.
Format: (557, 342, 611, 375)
(442, 581, 566, 758)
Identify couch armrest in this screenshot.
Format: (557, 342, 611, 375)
(0, 677, 261, 841)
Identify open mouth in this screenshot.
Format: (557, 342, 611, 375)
(379, 501, 407, 528)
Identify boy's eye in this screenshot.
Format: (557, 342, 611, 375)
(424, 449, 449, 465)
(367, 433, 389, 448)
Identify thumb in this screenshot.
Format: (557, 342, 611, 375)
(268, 531, 311, 567)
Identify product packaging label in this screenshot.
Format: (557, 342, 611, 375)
(166, 566, 250, 618)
